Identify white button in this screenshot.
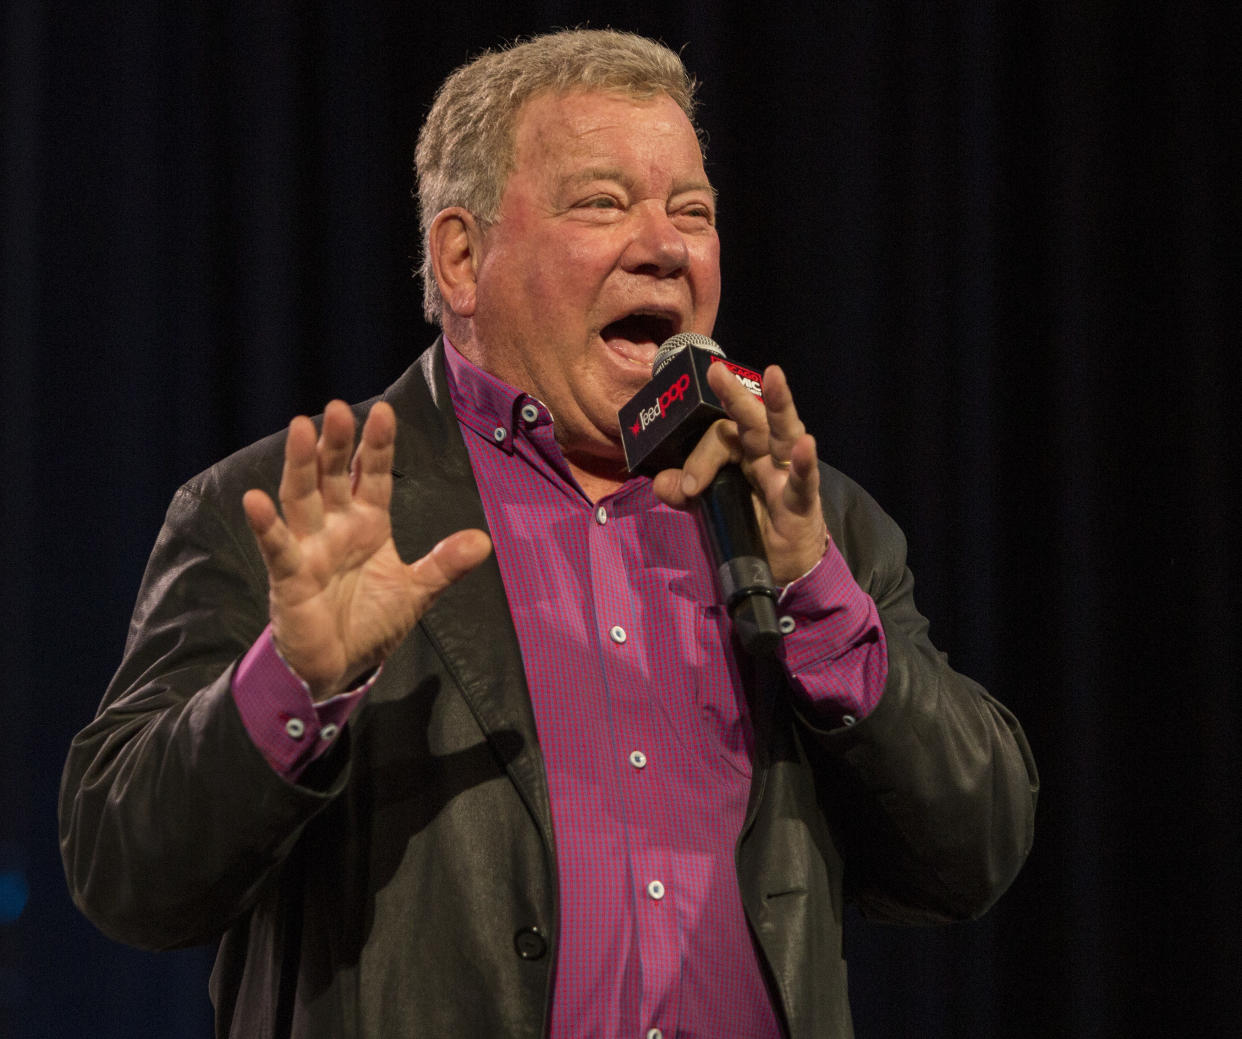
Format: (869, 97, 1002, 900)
(284, 718, 305, 740)
(492, 426, 507, 442)
(609, 625, 627, 645)
(520, 402, 540, 424)
(841, 714, 857, 727)
(595, 505, 608, 525)
(320, 723, 339, 741)
(646, 880, 665, 900)
(628, 750, 647, 769)
(648, 1030, 664, 1039)
(778, 614, 796, 634)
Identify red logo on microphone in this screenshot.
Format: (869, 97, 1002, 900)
(633, 372, 691, 434)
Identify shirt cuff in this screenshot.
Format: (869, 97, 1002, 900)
(777, 539, 888, 727)
(232, 626, 372, 781)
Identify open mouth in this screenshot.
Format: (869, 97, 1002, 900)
(600, 312, 680, 363)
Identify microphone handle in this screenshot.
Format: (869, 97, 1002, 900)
(698, 463, 782, 656)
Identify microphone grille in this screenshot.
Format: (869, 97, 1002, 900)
(653, 332, 725, 375)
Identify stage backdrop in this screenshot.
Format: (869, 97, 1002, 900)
(3, 2, 1237, 1036)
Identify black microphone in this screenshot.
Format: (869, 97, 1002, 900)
(618, 332, 782, 656)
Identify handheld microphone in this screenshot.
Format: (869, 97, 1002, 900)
(618, 332, 782, 656)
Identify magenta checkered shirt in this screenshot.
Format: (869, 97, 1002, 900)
(231, 344, 888, 1038)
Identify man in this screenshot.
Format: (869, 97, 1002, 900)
(60, 29, 1037, 1039)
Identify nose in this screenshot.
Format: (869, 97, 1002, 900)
(622, 201, 690, 278)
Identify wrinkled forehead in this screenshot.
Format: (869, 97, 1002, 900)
(509, 89, 706, 178)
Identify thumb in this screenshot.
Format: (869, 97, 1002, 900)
(408, 529, 493, 596)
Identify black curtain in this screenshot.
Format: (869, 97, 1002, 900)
(3, 2, 1236, 1036)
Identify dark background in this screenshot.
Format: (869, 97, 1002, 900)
(3, 2, 1237, 1036)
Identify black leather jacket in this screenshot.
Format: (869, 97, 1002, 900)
(60, 341, 1038, 1038)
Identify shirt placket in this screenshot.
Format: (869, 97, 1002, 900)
(590, 495, 682, 1039)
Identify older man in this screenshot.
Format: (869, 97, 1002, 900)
(61, 29, 1037, 1039)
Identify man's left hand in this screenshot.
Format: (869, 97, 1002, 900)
(651, 361, 829, 585)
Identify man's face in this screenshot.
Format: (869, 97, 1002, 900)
(467, 89, 721, 469)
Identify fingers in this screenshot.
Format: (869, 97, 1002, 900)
(252, 400, 395, 580)
(703, 361, 801, 461)
(651, 361, 827, 577)
(275, 402, 357, 534)
(653, 361, 783, 508)
(757, 365, 808, 467)
(705, 360, 769, 460)
(276, 400, 399, 535)
(317, 400, 358, 510)
(660, 361, 818, 499)
(277, 414, 325, 536)
(351, 402, 397, 510)
(242, 488, 301, 582)
(782, 430, 822, 517)
(650, 419, 739, 507)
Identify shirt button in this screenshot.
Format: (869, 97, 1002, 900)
(284, 718, 305, 740)
(647, 1030, 664, 1039)
(609, 625, 627, 645)
(778, 614, 796, 634)
(628, 750, 647, 770)
(520, 402, 540, 424)
(320, 723, 339, 741)
(646, 880, 665, 900)
(492, 426, 508, 443)
(595, 505, 608, 525)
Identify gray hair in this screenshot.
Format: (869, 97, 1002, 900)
(414, 29, 703, 324)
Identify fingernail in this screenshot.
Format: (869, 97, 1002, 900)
(681, 473, 698, 496)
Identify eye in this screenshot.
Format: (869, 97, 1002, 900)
(674, 203, 715, 228)
(580, 194, 622, 210)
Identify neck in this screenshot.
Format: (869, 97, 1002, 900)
(565, 452, 631, 504)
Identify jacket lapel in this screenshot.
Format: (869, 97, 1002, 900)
(381, 340, 554, 849)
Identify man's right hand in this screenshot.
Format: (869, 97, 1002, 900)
(242, 399, 491, 701)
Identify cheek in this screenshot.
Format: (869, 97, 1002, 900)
(520, 244, 612, 326)
(695, 233, 722, 271)
(521, 234, 604, 301)
(561, 235, 619, 279)
(691, 239, 723, 308)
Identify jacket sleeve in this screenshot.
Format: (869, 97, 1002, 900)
(58, 466, 352, 951)
(803, 465, 1039, 923)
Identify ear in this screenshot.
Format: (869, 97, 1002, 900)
(428, 207, 484, 318)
